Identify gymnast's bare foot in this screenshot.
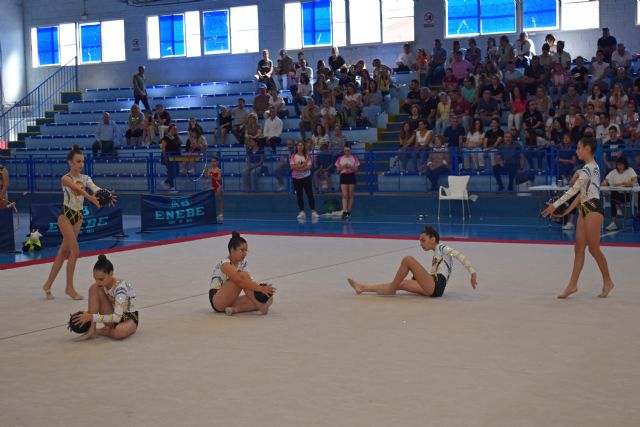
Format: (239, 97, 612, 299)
(43, 286, 54, 300)
(557, 285, 578, 299)
(65, 288, 84, 300)
(598, 280, 615, 298)
(347, 278, 363, 294)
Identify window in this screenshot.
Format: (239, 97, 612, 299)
(284, 1, 346, 50)
(480, 0, 516, 34)
(79, 23, 101, 63)
(446, 0, 480, 36)
(522, 0, 558, 31)
(101, 20, 126, 62)
(446, 0, 517, 37)
(35, 26, 59, 66)
(561, 0, 599, 30)
(381, 0, 414, 43)
(148, 12, 201, 59)
(230, 5, 259, 54)
(203, 10, 230, 54)
(349, 0, 381, 44)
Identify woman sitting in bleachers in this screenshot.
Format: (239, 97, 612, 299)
(361, 79, 383, 127)
(125, 104, 144, 146)
(243, 113, 262, 151)
(464, 118, 485, 171)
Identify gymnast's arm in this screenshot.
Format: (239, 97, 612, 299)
(92, 290, 126, 324)
(443, 245, 478, 288)
(221, 263, 275, 294)
(552, 171, 586, 208)
(61, 175, 99, 207)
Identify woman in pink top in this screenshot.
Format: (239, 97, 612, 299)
(335, 144, 360, 219)
(290, 141, 319, 221)
(507, 86, 527, 132)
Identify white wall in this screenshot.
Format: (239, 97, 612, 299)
(0, 0, 27, 103)
(20, 0, 640, 93)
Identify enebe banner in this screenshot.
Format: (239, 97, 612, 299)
(140, 190, 217, 232)
(30, 204, 124, 246)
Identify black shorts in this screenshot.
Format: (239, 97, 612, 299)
(209, 288, 224, 313)
(62, 205, 83, 226)
(340, 173, 356, 185)
(579, 198, 604, 217)
(430, 274, 447, 298)
(120, 311, 139, 326)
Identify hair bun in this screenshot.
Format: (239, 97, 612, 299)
(231, 231, 241, 239)
(72, 144, 81, 151)
(98, 254, 107, 262)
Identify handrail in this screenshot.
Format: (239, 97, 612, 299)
(0, 57, 78, 146)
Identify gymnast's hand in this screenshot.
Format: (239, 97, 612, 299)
(260, 284, 277, 295)
(88, 194, 100, 208)
(72, 311, 92, 326)
(541, 203, 556, 218)
(470, 273, 478, 289)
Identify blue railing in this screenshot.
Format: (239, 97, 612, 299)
(0, 57, 78, 146)
(3, 147, 638, 195)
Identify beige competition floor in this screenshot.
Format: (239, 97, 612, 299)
(1, 234, 639, 427)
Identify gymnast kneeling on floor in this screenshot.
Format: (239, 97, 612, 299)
(348, 226, 478, 297)
(70, 255, 138, 340)
(209, 232, 276, 316)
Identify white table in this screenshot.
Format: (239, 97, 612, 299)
(600, 185, 639, 218)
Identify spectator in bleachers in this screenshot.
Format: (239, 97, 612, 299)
(538, 43, 554, 70)
(523, 56, 546, 96)
(231, 98, 249, 146)
(470, 63, 484, 90)
(275, 138, 296, 191)
(523, 128, 548, 170)
(160, 124, 182, 192)
(423, 135, 450, 191)
(604, 126, 626, 171)
(475, 89, 499, 126)
(330, 123, 347, 153)
(545, 34, 557, 54)
(589, 50, 610, 93)
(419, 87, 439, 128)
(402, 79, 421, 115)
(187, 117, 204, 137)
(361, 79, 383, 127)
(597, 28, 617, 63)
(299, 98, 321, 141)
(492, 131, 522, 191)
(313, 73, 330, 106)
(320, 97, 337, 135)
(407, 104, 423, 131)
(427, 39, 447, 86)
(557, 133, 577, 181)
(125, 104, 144, 146)
(142, 110, 154, 146)
(588, 84, 607, 114)
(253, 83, 270, 118)
(256, 49, 275, 90)
(290, 141, 319, 220)
(435, 92, 451, 136)
(485, 37, 499, 64)
(450, 90, 472, 131)
(609, 105, 623, 128)
(583, 104, 600, 130)
(292, 58, 313, 93)
(507, 85, 527, 133)
(132, 65, 150, 112)
(184, 129, 207, 174)
(353, 60, 372, 93)
(610, 43, 633, 75)
(485, 74, 506, 106)
(502, 61, 523, 92)
(335, 143, 359, 217)
(602, 156, 638, 231)
(448, 40, 465, 67)
(621, 102, 639, 137)
(311, 124, 329, 150)
(413, 120, 433, 171)
(396, 121, 415, 172)
(316, 60, 331, 80)
(343, 83, 362, 127)
(533, 85, 553, 121)
(549, 62, 569, 101)
(442, 68, 458, 93)
(483, 117, 504, 168)
(553, 41, 571, 71)
(394, 43, 416, 72)
(416, 48, 429, 87)
(497, 35, 515, 69)
(515, 32, 535, 67)
(451, 51, 473, 82)
(559, 84, 584, 115)
(547, 117, 568, 146)
(633, 76, 640, 106)
(610, 83, 629, 114)
(443, 115, 466, 161)
(465, 38, 482, 67)
(329, 47, 346, 73)
(610, 67, 633, 94)
(267, 89, 286, 119)
(372, 58, 393, 85)
(293, 73, 313, 116)
(523, 100, 545, 138)
(244, 113, 262, 151)
(313, 142, 334, 193)
(153, 104, 171, 140)
(276, 49, 295, 90)
(92, 112, 121, 157)
(262, 109, 283, 154)
(461, 77, 478, 105)
(569, 57, 589, 95)
(214, 107, 232, 146)
(596, 114, 615, 142)
(464, 118, 485, 170)
(242, 139, 264, 192)
(570, 114, 588, 143)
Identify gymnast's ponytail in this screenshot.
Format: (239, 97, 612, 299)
(228, 231, 247, 252)
(67, 144, 82, 161)
(421, 226, 440, 243)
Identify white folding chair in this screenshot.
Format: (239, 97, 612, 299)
(438, 175, 475, 219)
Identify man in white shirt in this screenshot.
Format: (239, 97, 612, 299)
(294, 58, 314, 85)
(589, 50, 610, 92)
(262, 109, 283, 154)
(611, 43, 632, 74)
(394, 43, 416, 72)
(553, 41, 571, 71)
(92, 112, 121, 157)
(595, 114, 619, 143)
(515, 32, 535, 67)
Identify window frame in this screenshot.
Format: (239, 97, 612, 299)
(229, 5, 260, 54)
(522, 0, 559, 32)
(158, 13, 187, 58)
(202, 9, 231, 55)
(301, 0, 333, 48)
(34, 26, 60, 67)
(78, 22, 102, 64)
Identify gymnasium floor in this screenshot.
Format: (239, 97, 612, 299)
(1, 224, 639, 426)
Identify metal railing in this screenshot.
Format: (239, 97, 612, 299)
(2, 146, 637, 195)
(0, 57, 78, 145)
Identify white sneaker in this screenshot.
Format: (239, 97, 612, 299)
(311, 211, 320, 220)
(296, 211, 306, 220)
(562, 222, 574, 230)
(616, 209, 623, 217)
(277, 185, 286, 191)
(605, 222, 618, 231)
(160, 182, 170, 189)
(169, 187, 178, 193)
(217, 214, 224, 223)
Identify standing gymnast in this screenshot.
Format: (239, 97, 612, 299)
(335, 143, 360, 219)
(542, 137, 615, 298)
(206, 156, 224, 223)
(71, 255, 138, 340)
(42, 145, 115, 300)
(348, 226, 477, 297)
(209, 232, 276, 315)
